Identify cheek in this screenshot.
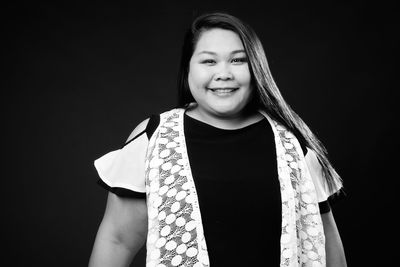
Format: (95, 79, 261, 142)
(233, 66, 252, 85)
(189, 65, 212, 88)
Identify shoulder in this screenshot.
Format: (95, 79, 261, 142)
(304, 148, 322, 172)
(125, 107, 183, 143)
(126, 114, 161, 143)
(126, 118, 150, 143)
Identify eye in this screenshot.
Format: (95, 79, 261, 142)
(201, 59, 216, 64)
(232, 57, 247, 64)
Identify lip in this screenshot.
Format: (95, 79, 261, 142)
(208, 87, 239, 91)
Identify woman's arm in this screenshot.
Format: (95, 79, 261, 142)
(88, 192, 148, 267)
(321, 210, 347, 267)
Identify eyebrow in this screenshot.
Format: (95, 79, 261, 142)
(196, 49, 246, 55)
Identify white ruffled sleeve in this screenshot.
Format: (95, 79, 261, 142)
(94, 132, 148, 194)
(305, 148, 342, 203)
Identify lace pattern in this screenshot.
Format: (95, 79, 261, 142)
(145, 110, 209, 267)
(262, 111, 325, 266)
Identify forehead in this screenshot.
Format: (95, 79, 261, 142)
(194, 28, 244, 53)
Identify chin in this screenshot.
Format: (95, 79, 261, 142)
(210, 103, 244, 116)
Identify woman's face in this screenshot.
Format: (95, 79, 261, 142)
(188, 28, 253, 118)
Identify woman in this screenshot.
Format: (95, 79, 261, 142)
(89, 12, 347, 267)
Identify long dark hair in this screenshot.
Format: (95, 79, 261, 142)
(176, 12, 342, 194)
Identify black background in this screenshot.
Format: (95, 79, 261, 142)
(3, 1, 397, 266)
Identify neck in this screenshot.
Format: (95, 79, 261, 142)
(185, 103, 263, 130)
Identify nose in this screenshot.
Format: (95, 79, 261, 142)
(214, 63, 233, 81)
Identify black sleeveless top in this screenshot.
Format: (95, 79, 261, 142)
(182, 112, 282, 265)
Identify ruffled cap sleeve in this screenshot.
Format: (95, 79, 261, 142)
(305, 148, 342, 202)
(94, 132, 148, 194)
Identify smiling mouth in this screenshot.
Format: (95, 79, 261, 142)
(208, 87, 239, 93)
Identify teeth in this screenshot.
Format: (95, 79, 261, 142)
(211, 88, 236, 93)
